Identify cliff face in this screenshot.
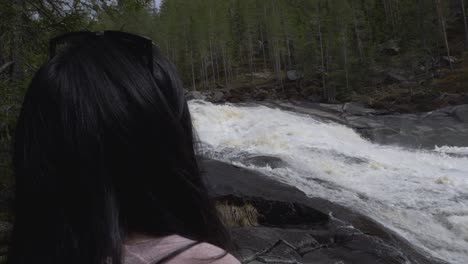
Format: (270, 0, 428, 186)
(202, 159, 445, 264)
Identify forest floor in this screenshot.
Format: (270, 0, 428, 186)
(361, 56, 468, 113)
(196, 53, 468, 114)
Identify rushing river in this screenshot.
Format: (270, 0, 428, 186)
(189, 100, 468, 264)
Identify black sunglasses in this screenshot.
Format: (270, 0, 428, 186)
(49, 30, 155, 73)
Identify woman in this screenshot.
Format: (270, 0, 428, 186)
(8, 31, 240, 264)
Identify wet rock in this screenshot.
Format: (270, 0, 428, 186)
(211, 91, 225, 103)
(252, 89, 268, 101)
(306, 95, 321, 103)
(232, 227, 310, 263)
(379, 40, 401, 56)
(386, 71, 408, 83)
(202, 159, 443, 264)
(436, 92, 465, 105)
(302, 234, 408, 264)
(451, 104, 468, 122)
(287, 70, 303, 81)
(343, 102, 378, 116)
(185, 90, 207, 100)
(345, 116, 384, 129)
(241, 155, 287, 169)
(441, 56, 457, 66)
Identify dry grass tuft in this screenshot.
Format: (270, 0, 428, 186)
(216, 201, 259, 227)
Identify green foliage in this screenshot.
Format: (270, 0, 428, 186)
(1, 0, 459, 102)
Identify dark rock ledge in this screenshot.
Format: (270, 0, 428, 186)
(203, 159, 446, 264)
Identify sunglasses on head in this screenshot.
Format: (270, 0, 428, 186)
(49, 30, 155, 73)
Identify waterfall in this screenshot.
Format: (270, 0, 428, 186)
(189, 100, 468, 264)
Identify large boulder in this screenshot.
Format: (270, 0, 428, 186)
(185, 90, 207, 100)
(379, 40, 401, 56)
(451, 104, 468, 123)
(210, 91, 225, 103)
(202, 159, 444, 264)
(287, 70, 303, 81)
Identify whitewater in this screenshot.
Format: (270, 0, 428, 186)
(189, 100, 468, 264)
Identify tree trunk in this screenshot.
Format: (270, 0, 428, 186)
(351, 3, 364, 62)
(191, 50, 196, 91)
(222, 45, 228, 88)
(318, 15, 327, 101)
(205, 57, 210, 88)
(286, 37, 292, 69)
(262, 4, 269, 71)
(209, 39, 216, 85)
(364, 2, 374, 43)
(416, 0, 431, 76)
(435, 0, 452, 70)
(165, 40, 170, 58)
(382, 0, 396, 36)
(273, 41, 283, 91)
(227, 55, 233, 83)
(208, 6, 217, 86)
(325, 38, 335, 103)
(389, 0, 397, 36)
(215, 46, 221, 83)
(343, 29, 350, 92)
(0, 62, 14, 75)
(200, 58, 205, 90)
(183, 24, 196, 91)
(260, 28, 268, 70)
(461, 0, 468, 48)
(248, 33, 254, 81)
(11, 0, 25, 83)
(382, 0, 390, 25)
(202, 57, 209, 89)
(280, 6, 292, 69)
(417, 0, 428, 51)
(172, 47, 177, 65)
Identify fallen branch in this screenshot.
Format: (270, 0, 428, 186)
(0, 62, 14, 74)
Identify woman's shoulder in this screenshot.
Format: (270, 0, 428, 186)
(124, 234, 241, 264)
(173, 239, 241, 264)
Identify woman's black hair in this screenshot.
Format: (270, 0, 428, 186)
(8, 32, 231, 264)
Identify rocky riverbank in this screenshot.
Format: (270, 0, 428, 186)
(203, 159, 446, 264)
(185, 77, 468, 114)
(259, 101, 468, 149)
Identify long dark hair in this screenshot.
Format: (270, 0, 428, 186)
(9, 32, 230, 264)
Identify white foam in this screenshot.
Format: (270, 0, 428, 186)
(435, 146, 468, 156)
(189, 100, 468, 264)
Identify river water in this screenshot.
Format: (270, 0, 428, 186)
(189, 100, 468, 264)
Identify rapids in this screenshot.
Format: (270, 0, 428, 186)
(189, 100, 468, 264)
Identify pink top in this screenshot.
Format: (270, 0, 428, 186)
(123, 235, 241, 264)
